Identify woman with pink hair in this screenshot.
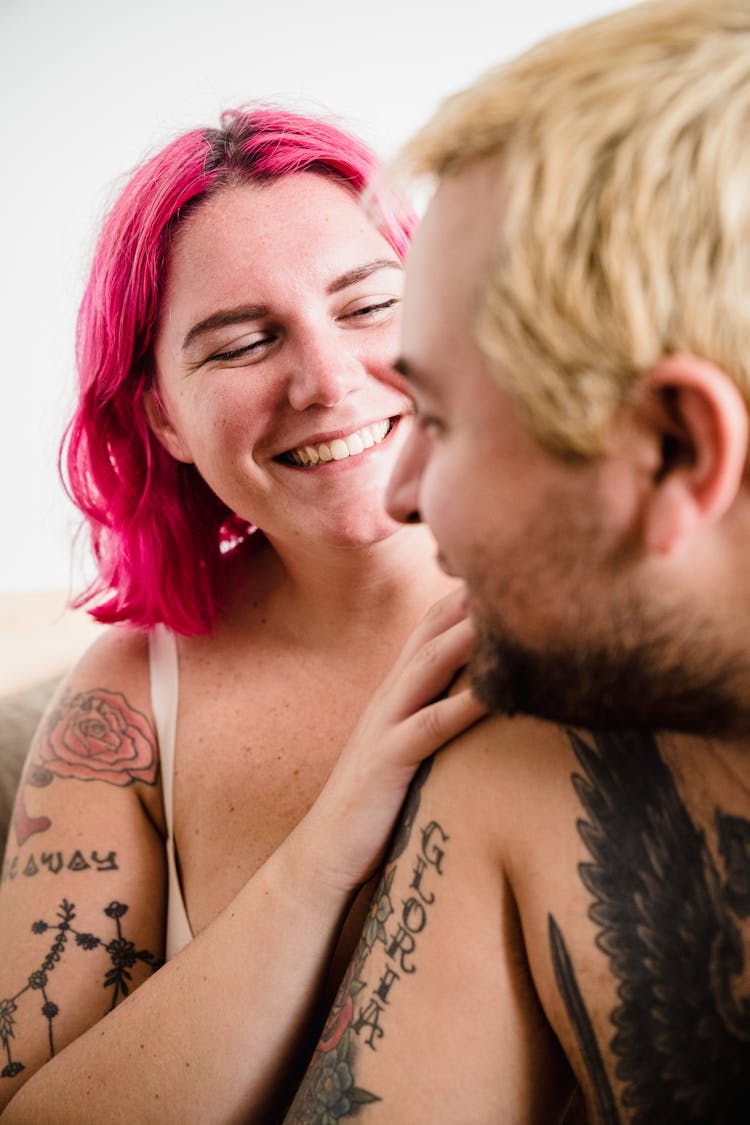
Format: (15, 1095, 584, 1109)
(0, 106, 481, 1119)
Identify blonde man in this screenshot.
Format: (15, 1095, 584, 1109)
(286, 2, 750, 1121)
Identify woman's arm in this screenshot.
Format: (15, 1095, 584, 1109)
(0, 629, 166, 1113)
(1, 590, 484, 1123)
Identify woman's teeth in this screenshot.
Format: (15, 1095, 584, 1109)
(286, 419, 392, 466)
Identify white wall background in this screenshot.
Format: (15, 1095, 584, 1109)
(0, 0, 624, 594)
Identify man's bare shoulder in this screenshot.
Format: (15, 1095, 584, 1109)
(287, 717, 750, 1123)
(284, 716, 578, 1125)
(434, 718, 750, 1120)
(425, 711, 580, 869)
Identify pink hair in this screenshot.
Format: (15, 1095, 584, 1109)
(63, 106, 414, 635)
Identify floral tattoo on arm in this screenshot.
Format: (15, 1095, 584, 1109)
(14, 689, 158, 846)
(0, 899, 162, 1080)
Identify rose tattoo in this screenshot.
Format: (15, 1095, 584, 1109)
(14, 690, 158, 846)
(40, 690, 157, 786)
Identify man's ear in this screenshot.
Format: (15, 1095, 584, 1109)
(639, 355, 748, 554)
(142, 387, 194, 464)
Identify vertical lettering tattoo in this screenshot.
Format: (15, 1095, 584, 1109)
(284, 759, 449, 1123)
(14, 689, 158, 845)
(0, 899, 162, 1080)
(549, 729, 750, 1122)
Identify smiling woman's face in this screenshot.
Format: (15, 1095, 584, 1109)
(149, 173, 413, 550)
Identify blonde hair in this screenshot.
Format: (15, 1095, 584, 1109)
(402, 0, 750, 456)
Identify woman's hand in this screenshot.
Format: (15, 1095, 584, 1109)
(296, 587, 487, 890)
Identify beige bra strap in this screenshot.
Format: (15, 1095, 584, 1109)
(148, 624, 179, 840)
(148, 625, 194, 956)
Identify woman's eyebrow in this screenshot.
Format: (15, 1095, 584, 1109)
(182, 305, 269, 351)
(181, 260, 401, 351)
(326, 258, 402, 295)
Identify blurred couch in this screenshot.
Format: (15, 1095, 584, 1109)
(0, 678, 60, 867)
(0, 592, 103, 869)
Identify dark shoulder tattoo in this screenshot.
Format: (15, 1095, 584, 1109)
(14, 689, 158, 846)
(550, 728, 750, 1123)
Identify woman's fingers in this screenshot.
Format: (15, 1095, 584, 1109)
(394, 685, 487, 767)
(305, 591, 487, 889)
(389, 586, 469, 667)
(389, 615, 478, 720)
(341, 592, 487, 780)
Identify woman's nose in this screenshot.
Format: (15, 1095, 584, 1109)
(287, 334, 364, 411)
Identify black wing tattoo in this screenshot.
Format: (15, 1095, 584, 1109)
(550, 728, 750, 1124)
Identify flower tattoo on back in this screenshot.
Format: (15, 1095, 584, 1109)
(0, 899, 162, 1080)
(14, 689, 158, 846)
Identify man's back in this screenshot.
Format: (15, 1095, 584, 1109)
(286, 715, 750, 1122)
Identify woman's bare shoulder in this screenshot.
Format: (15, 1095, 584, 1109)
(29, 623, 164, 829)
(67, 622, 150, 683)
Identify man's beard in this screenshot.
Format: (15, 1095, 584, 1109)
(469, 601, 750, 737)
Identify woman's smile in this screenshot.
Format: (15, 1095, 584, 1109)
(277, 415, 399, 467)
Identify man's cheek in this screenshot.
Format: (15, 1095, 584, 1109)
(423, 467, 467, 560)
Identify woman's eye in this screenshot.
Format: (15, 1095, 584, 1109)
(343, 297, 400, 324)
(208, 334, 276, 363)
